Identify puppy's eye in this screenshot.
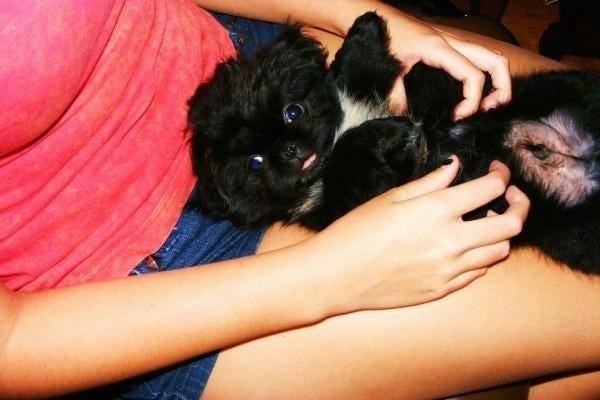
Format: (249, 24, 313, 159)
(283, 103, 304, 124)
(247, 155, 264, 172)
(531, 144, 550, 160)
(523, 142, 550, 160)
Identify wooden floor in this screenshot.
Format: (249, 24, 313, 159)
(455, 0, 600, 71)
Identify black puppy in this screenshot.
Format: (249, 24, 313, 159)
(187, 13, 398, 227)
(188, 13, 599, 275)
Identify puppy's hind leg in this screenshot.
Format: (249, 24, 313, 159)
(330, 12, 402, 103)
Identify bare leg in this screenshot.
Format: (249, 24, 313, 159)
(529, 370, 600, 400)
(203, 245, 600, 400)
(202, 28, 595, 398)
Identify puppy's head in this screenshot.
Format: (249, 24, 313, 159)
(188, 26, 343, 227)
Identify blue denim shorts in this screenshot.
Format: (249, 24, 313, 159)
(118, 17, 283, 400)
(212, 13, 283, 56)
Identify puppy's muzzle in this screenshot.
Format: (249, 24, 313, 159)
(279, 142, 318, 172)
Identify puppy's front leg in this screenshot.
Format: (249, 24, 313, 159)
(329, 12, 401, 104)
(300, 117, 420, 230)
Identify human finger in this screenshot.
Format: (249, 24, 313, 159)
(460, 240, 511, 270)
(451, 186, 529, 250)
(444, 266, 489, 294)
(388, 155, 460, 202)
(388, 76, 409, 115)
(457, 212, 518, 254)
(504, 184, 530, 211)
(444, 36, 512, 112)
(417, 40, 486, 120)
(432, 160, 511, 217)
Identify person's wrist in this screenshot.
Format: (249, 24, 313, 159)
(296, 225, 380, 316)
(256, 225, 347, 321)
(261, 239, 345, 322)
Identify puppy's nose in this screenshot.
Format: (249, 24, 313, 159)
(282, 143, 298, 160)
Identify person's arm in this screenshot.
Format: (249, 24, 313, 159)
(302, 22, 567, 113)
(203, 246, 600, 400)
(429, 23, 568, 76)
(302, 23, 566, 77)
(194, 0, 509, 118)
(195, 0, 567, 118)
(0, 160, 528, 398)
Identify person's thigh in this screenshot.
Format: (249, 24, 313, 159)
(203, 247, 600, 400)
(529, 369, 600, 400)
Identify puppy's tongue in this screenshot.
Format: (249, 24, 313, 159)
(302, 153, 317, 171)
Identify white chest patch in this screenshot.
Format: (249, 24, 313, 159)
(293, 90, 392, 219)
(334, 90, 391, 142)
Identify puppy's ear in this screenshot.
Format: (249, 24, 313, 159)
(267, 24, 328, 66)
(188, 148, 233, 220)
(253, 24, 330, 96)
(187, 58, 239, 141)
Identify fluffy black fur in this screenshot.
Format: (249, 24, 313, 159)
(188, 12, 600, 276)
(187, 27, 342, 226)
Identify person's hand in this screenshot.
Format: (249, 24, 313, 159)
(381, 10, 512, 120)
(306, 157, 529, 314)
(303, 6, 511, 120)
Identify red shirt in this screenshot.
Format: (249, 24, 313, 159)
(0, 0, 235, 290)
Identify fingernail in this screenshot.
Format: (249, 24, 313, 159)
(483, 100, 498, 112)
(441, 157, 454, 167)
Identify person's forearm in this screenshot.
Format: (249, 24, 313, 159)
(304, 24, 566, 75)
(0, 160, 528, 397)
(195, 0, 567, 77)
(194, 0, 408, 36)
(0, 243, 328, 398)
(431, 24, 568, 76)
